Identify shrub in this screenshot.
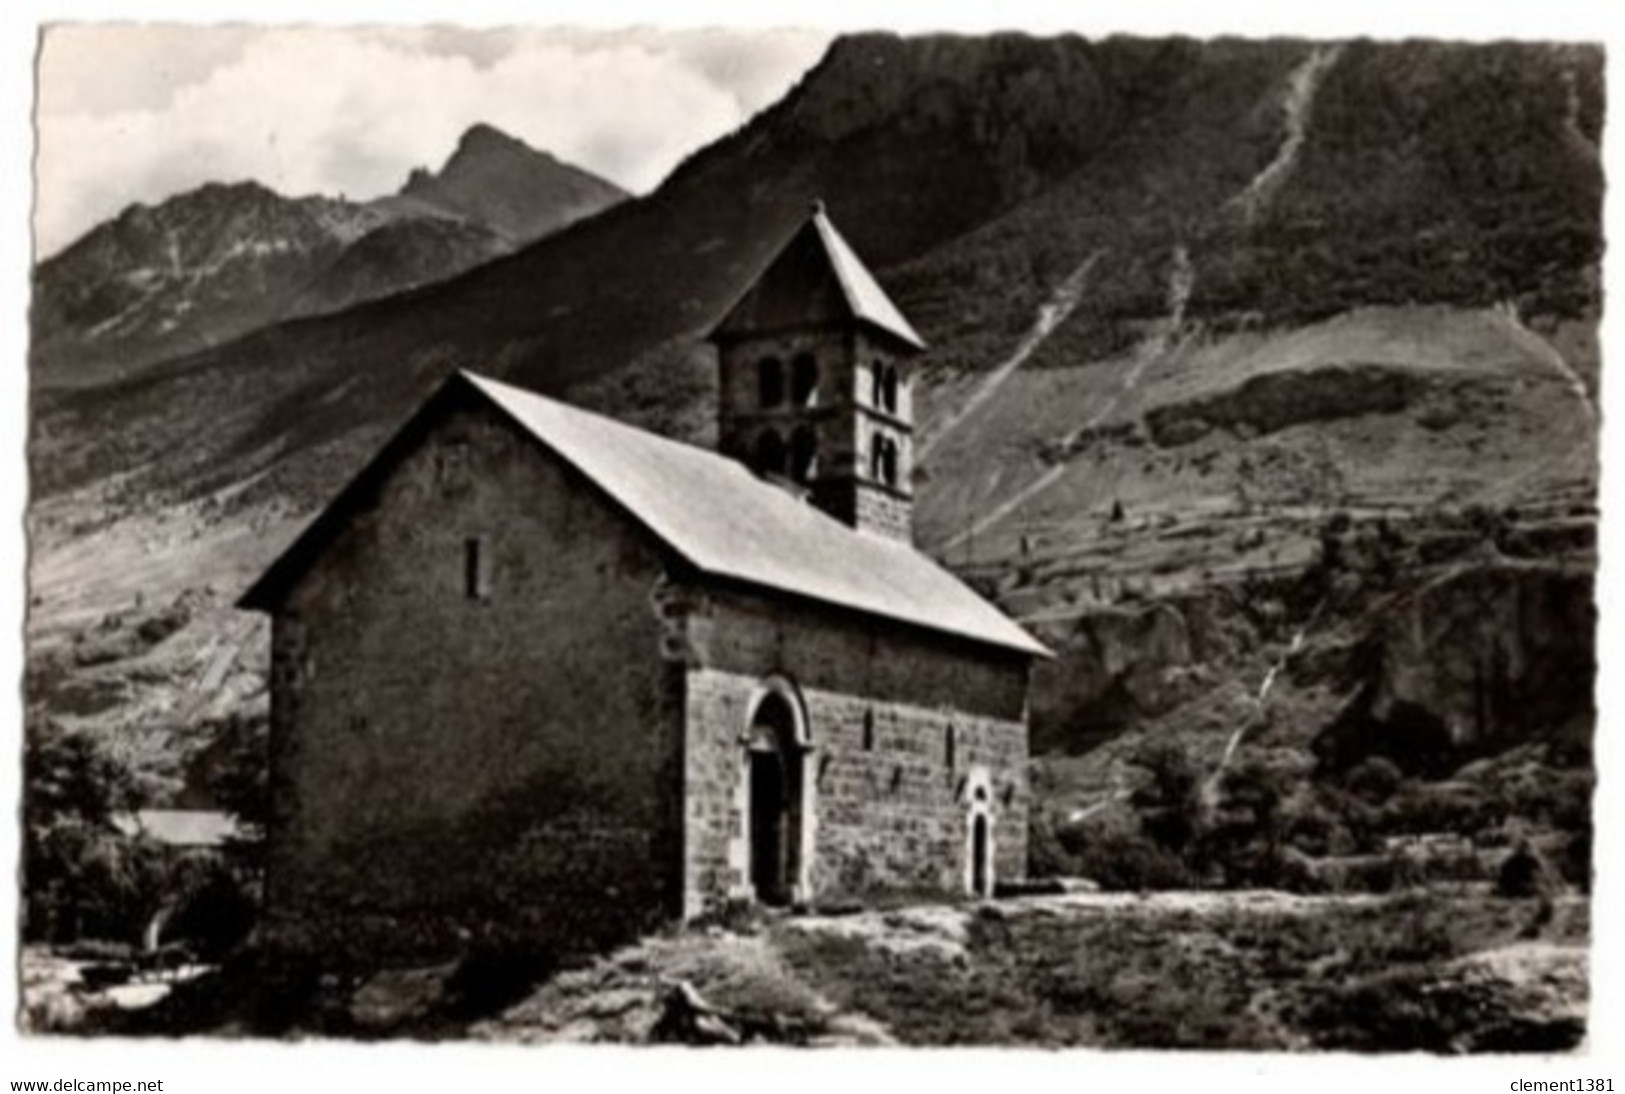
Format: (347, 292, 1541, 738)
(1061, 826, 1199, 892)
(1557, 828, 1592, 893)
(1346, 756, 1405, 805)
(1381, 780, 1504, 837)
(1495, 841, 1558, 900)
(165, 856, 259, 959)
(1030, 808, 1199, 892)
(1130, 741, 1205, 856)
(1027, 810, 1075, 880)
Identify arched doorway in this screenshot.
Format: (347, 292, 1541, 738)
(747, 691, 803, 906)
(964, 773, 995, 899)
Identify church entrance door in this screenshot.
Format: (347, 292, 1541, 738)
(747, 693, 801, 906)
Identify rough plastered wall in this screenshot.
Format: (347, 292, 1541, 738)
(676, 585, 1031, 914)
(264, 395, 684, 959)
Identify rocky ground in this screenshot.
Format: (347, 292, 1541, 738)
(25, 887, 1586, 1051)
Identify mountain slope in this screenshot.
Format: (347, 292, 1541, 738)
(30, 125, 626, 390)
(30, 33, 1602, 591)
(30, 36, 1317, 507)
(30, 182, 382, 388)
(282, 217, 509, 320)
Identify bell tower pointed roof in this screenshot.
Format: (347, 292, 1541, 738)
(708, 200, 927, 352)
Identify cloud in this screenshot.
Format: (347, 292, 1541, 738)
(34, 25, 830, 257)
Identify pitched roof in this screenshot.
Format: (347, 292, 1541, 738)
(709, 202, 927, 352)
(471, 373, 1040, 654)
(242, 372, 1045, 658)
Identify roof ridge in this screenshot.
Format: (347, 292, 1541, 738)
(807, 209, 926, 350)
(706, 203, 926, 351)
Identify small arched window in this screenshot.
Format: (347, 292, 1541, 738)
(870, 362, 885, 408)
(874, 436, 899, 488)
(757, 356, 784, 407)
(789, 425, 817, 484)
(755, 430, 786, 477)
(791, 353, 819, 406)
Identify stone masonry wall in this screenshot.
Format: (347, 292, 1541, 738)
(265, 394, 684, 959)
(677, 586, 1030, 914)
(850, 484, 913, 544)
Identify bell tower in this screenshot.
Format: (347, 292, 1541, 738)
(706, 200, 926, 544)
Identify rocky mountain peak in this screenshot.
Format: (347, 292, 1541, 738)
(454, 122, 541, 160)
(395, 121, 626, 244)
(32, 126, 627, 387)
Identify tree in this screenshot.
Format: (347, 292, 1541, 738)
(23, 724, 157, 944)
(1131, 741, 1205, 857)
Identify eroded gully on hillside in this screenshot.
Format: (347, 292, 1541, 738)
(926, 45, 1347, 819)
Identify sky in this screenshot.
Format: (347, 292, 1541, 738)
(33, 24, 833, 257)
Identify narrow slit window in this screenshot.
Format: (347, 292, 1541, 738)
(945, 724, 957, 771)
(862, 710, 876, 752)
(465, 536, 491, 600)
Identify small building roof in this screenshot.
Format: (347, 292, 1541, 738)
(708, 201, 927, 352)
(111, 809, 245, 849)
(241, 372, 1046, 658)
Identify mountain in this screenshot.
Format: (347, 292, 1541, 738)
(30, 181, 379, 388)
(26, 35, 1601, 882)
(386, 122, 628, 244)
(281, 216, 508, 320)
(29, 125, 626, 389)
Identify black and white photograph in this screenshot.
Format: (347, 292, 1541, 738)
(5, 0, 1619, 1078)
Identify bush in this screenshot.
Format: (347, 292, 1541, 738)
(24, 822, 170, 945)
(1284, 785, 1378, 856)
(1130, 741, 1205, 856)
(1381, 780, 1504, 837)
(1557, 829, 1592, 893)
(1062, 825, 1199, 892)
(1495, 841, 1558, 900)
(165, 856, 259, 959)
(1346, 756, 1404, 805)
